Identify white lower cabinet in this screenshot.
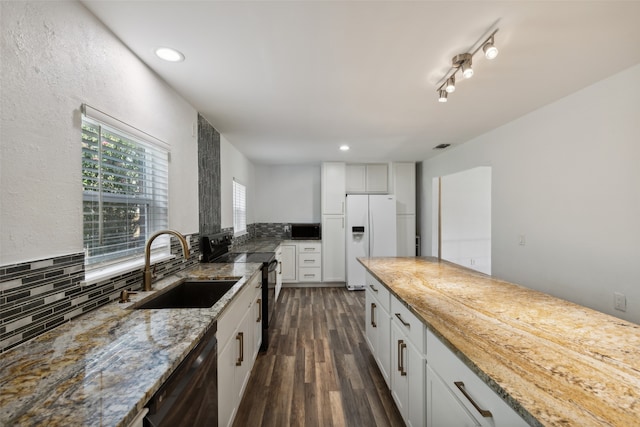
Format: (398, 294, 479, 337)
(365, 279, 391, 386)
(390, 304, 425, 427)
(321, 214, 345, 282)
(426, 364, 480, 427)
(426, 329, 529, 427)
(218, 273, 261, 427)
(280, 243, 297, 282)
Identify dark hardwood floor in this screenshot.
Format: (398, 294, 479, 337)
(233, 287, 404, 427)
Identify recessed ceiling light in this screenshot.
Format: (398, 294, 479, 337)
(339, 145, 350, 151)
(155, 47, 185, 62)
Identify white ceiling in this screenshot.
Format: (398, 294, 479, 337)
(82, 1, 640, 165)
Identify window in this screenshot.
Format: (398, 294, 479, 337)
(82, 116, 169, 265)
(232, 179, 247, 236)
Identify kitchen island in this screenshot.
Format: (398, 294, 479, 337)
(0, 262, 262, 427)
(359, 256, 640, 426)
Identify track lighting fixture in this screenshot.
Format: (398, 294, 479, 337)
(436, 28, 499, 102)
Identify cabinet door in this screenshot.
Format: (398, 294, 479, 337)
(426, 365, 480, 427)
(235, 309, 253, 406)
(393, 162, 416, 214)
(390, 322, 409, 419)
(346, 164, 367, 193)
(397, 214, 416, 256)
(321, 214, 345, 281)
(281, 244, 297, 282)
(252, 288, 262, 361)
(365, 287, 378, 355)
(406, 342, 425, 427)
(366, 164, 389, 193)
(377, 304, 392, 388)
(218, 334, 237, 427)
(322, 162, 346, 215)
(391, 320, 425, 427)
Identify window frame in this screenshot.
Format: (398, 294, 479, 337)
(232, 178, 247, 237)
(81, 115, 170, 268)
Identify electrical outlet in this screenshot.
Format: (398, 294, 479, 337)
(518, 234, 526, 246)
(284, 224, 290, 232)
(614, 292, 627, 312)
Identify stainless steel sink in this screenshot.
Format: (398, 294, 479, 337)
(136, 279, 237, 309)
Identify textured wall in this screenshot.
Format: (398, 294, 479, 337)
(198, 114, 222, 235)
(0, 1, 198, 265)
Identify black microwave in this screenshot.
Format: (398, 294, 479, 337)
(290, 223, 321, 240)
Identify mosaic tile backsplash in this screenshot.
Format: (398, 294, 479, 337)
(0, 235, 200, 353)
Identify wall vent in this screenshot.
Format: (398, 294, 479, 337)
(433, 143, 451, 150)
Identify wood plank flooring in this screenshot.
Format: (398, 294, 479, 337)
(233, 287, 404, 427)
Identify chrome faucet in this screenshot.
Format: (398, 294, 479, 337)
(143, 230, 190, 291)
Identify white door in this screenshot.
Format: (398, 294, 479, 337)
(369, 195, 397, 257)
(346, 195, 369, 289)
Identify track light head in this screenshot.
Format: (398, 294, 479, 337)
(453, 53, 473, 79)
(445, 76, 456, 93)
(438, 90, 448, 103)
(483, 37, 499, 59)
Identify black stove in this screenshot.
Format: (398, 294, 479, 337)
(200, 232, 276, 352)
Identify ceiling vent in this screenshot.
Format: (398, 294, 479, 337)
(433, 143, 451, 150)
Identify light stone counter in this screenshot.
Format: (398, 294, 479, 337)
(0, 263, 262, 427)
(359, 256, 640, 427)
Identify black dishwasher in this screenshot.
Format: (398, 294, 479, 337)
(144, 323, 217, 427)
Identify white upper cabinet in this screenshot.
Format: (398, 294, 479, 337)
(392, 162, 416, 215)
(346, 163, 388, 194)
(321, 162, 346, 215)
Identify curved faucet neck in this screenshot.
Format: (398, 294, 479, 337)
(143, 230, 190, 291)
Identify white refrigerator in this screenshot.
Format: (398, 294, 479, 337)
(346, 194, 397, 290)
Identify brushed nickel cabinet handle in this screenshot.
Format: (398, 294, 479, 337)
(236, 332, 244, 366)
(397, 339, 405, 373)
(257, 299, 262, 322)
(399, 341, 407, 376)
(454, 381, 493, 418)
(395, 313, 410, 327)
(371, 302, 377, 327)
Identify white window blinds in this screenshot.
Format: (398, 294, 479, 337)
(81, 115, 169, 265)
(233, 179, 247, 236)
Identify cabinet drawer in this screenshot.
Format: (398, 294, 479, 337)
(298, 252, 321, 267)
(366, 273, 390, 312)
(426, 329, 528, 427)
(298, 267, 321, 282)
(218, 275, 260, 348)
(297, 243, 321, 253)
(391, 296, 425, 353)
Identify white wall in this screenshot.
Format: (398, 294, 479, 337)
(220, 135, 255, 229)
(420, 64, 640, 323)
(439, 167, 491, 275)
(0, 1, 199, 265)
(253, 164, 321, 223)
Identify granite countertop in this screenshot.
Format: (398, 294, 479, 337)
(359, 256, 640, 427)
(0, 262, 263, 427)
